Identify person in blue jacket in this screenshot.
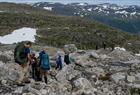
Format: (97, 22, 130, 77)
(39, 49, 50, 84)
(56, 53, 63, 70)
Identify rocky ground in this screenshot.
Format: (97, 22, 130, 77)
(0, 45, 140, 95)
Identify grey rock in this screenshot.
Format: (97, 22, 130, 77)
(127, 75, 136, 83)
(64, 44, 77, 53)
(25, 85, 41, 95)
(108, 49, 135, 61)
(1, 80, 7, 85)
(111, 73, 126, 83)
(73, 78, 93, 90)
(13, 87, 23, 94)
(0, 45, 140, 95)
(56, 64, 80, 83)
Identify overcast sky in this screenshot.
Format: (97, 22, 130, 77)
(0, 0, 140, 5)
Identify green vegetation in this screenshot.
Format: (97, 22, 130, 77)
(0, 3, 140, 52)
(130, 88, 140, 95)
(87, 13, 140, 34)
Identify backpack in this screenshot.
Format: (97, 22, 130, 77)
(14, 42, 27, 65)
(40, 52, 50, 70)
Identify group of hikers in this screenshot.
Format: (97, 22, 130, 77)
(14, 41, 71, 86)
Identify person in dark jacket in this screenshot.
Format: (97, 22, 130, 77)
(30, 53, 41, 81)
(103, 42, 106, 50)
(64, 53, 70, 65)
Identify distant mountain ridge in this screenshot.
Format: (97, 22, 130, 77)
(32, 2, 140, 34)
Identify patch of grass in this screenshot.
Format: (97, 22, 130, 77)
(130, 88, 140, 95)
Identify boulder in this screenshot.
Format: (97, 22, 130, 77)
(13, 87, 24, 94)
(111, 73, 126, 83)
(89, 51, 100, 59)
(87, 50, 111, 60)
(72, 78, 96, 95)
(135, 73, 140, 80)
(85, 67, 105, 77)
(73, 55, 94, 67)
(0, 62, 22, 82)
(0, 51, 13, 63)
(127, 75, 136, 83)
(24, 84, 42, 95)
(56, 64, 80, 83)
(1, 80, 7, 85)
(64, 44, 77, 53)
(73, 78, 92, 90)
(40, 89, 47, 95)
(108, 49, 135, 61)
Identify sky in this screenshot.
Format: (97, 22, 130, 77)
(0, 0, 140, 6)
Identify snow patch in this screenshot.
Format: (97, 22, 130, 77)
(115, 47, 126, 51)
(98, 8, 103, 12)
(78, 3, 86, 6)
(93, 7, 99, 10)
(130, 12, 136, 15)
(36, 3, 40, 7)
(44, 7, 53, 11)
(106, 11, 109, 14)
(87, 8, 92, 11)
(102, 5, 108, 9)
(0, 27, 36, 44)
(82, 8, 86, 11)
(115, 10, 129, 14)
(74, 12, 77, 15)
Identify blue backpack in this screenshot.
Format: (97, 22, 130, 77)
(40, 51, 50, 70)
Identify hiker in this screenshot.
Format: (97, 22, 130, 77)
(95, 44, 99, 50)
(64, 52, 71, 65)
(103, 42, 106, 50)
(95, 42, 99, 50)
(55, 51, 63, 70)
(14, 41, 32, 86)
(111, 43, 115, 51)
(39, 49, 50, 84)
(30, 52, 41, 81)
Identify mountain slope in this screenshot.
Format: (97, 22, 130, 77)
(0, 3, 140, 52)
(33, 2, 140, 34)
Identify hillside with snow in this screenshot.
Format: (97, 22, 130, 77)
(0, 2, 140, 53)
(33, 2, 140, 18)
(33, 2, 140, 34)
